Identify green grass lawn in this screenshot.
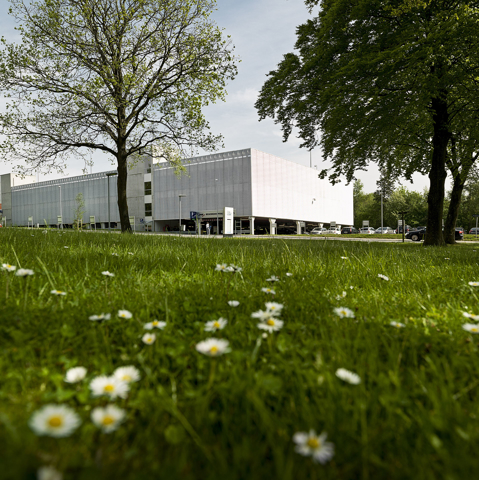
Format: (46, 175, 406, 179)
(1, 229, 479, 480)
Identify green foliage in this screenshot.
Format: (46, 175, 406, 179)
(73, 193, 85, 230)
(1, 229, 479, 479)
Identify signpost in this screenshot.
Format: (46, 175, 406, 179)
(28, 216, 33, 228)
(90, 216, 95, 230)
(473, 214, 479, 238)
(398, 211, 408, 243)
(57, 215, 62, 228)
(362, 220, 369, 228)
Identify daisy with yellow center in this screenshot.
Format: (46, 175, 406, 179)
(89, 375, 130, 399)
(468, 281, 479, 286)
(196, 338, 230, 357)
(50, 290, 67, 296)
(91, 404, 126, 433)
(390, 321, 405, 328)
(293, 429, 335, 464)
(143, 319, 166, 330)
(463, 323, 479, 334)
(204, 318, 228, 332)
(257, 317, 284, 332)
(261, 287, 276, 295)
(118, 310, 133, 319)
(1, 264, 16, 272)
(333, 307, 355, 318)
(463, 312, 479, 321)
(142, 333, 156, 345)
(29, 404, 81, 437)
(113, 365, 141, 383)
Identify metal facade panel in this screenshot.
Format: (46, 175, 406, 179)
(250, 149, 353, 224)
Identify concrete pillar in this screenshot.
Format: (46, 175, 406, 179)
(249, 216, 255, 235)
(296, 220, 302, 235)
(269, 218, 276, 235)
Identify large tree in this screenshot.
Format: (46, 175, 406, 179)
(255, 0, 479, 245)
(0, 0, 236, 232)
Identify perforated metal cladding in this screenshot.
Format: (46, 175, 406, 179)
(153, 150, 253, 221)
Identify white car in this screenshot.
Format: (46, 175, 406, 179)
(310, 227, 328, 234)
(375, 227, 394, 234)
(326, 227, 341, 234)
(360, 227, 375, 234)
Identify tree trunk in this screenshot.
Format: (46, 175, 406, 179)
(444, 174, 465, 244)
(424, 95, 449, 246)
(117, 144, 132, 233)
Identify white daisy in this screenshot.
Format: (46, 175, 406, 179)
(293, 430, 335, 464)
(196, 338, 230, 357)
(91, 404, 126, 433)
(29, 404, 81, 438)
(257, 317, 284, 332)
(143, 319, 166, 330)
(335, 291, 347, 300)
(128, 252, 134, 255)
(444, 258, 450, 260)
(15, 268, 34, 277)
(333, 307, 355, 318)
(89, 375, 129, 399)
(228, 264, 242, 273)
(228, 300, 240, 307)
(113, 366, 141, 383)
(142, 333, 156, 345)
(340, 256, 348, 260)
(462, 323, 479, 334)
(89, 313, 111, 321)
(204, 318, 228, 332)
(64, 367, 87, 383)
(390, 321, 405, 328)
(37, 465, 63, 480)
(1, 264, 16, 272)
(378, 274, 389, 281)
(215, 264, 229, 272)
(266, 275, 280, 282)
(468, 281, 479, 286)
(111, 253, 119, 256)
(102, 271, 115, 277)
(463, 312, 479, 321)
(118, 310, 132, 319)
(265, 302, 284, 315)
(64, 246, 69, 249)
(50, 290, 67, 296)
(286, 272, 293, 277)
(335, 368, 361, 385)
(261, 287, 276, 295)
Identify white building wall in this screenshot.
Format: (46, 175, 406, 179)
(250, 149, 353, 224)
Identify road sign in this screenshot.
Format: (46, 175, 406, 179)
(473, 214, 479, 218)
(90, 216, 95, 223)
(330, 221, 336, 228)
(362, 220, 369, 227)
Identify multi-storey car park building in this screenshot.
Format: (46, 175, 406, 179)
(0, 148, 353, 234)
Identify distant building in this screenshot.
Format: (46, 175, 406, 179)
(0, 148, 353, 233)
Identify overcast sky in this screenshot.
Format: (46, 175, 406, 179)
(0, 0, 434, 193)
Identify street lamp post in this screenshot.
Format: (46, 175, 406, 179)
(179, 194, 186, 233)
(106, 172, 118, 233)
(58, 186, 63, 229)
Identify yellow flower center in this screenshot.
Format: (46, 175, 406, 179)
(307, 437, 320, 449)
(209, 346, 218, 354)
(48, 415, 64, 428)
(267, 319, 275, 326)
(152, 321, 159, 326)
(104, 384, 115, 392)
(101, 415, 115, 426)
(213, 321, 220, 328)
(122, 375, 131, 381)
(472, 327, 478, 332)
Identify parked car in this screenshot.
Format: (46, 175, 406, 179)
(406, 227, 464, 241)
(395, 225, 412, 234)
(310, 227, 328, 234)
(375, 227, 394, 234)
(360, 227, 375, 234)
(470, 228, 479, 234)
(341, 226, 359, 234)
(325, 227, 341, 234)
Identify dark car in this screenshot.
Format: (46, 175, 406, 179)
(341, 226, 359, 234)
(395, 225, 412, 234)
(406, 227, 464, 241)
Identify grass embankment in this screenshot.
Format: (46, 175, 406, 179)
(1, 229, 479, 480)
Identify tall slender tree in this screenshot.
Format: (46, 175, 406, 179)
(0, 0, 236, 232)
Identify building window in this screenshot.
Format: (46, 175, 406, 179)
(144, 181, 151, 195)
(147, 164, 152, 174)
(145, 203, 152, 216)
